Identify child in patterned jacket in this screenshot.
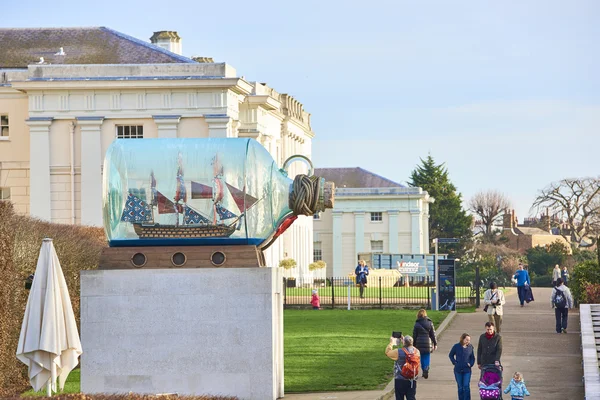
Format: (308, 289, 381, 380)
(503, 372, 530, 400)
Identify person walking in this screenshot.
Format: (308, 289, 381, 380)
(413, 309, 438, 379)
(552, 264, 561, 287)
(551, 277, 574, 334)
(513, 263, 531, 307)
(561, 266, 570, 286)
(503, 371, 531, 399)
(385, 334, 421, 400)
(483, 282, 505, 333)
(449, 333, 475, 400)
(355, 259, 369, 298)
(477, 322, 502, 369)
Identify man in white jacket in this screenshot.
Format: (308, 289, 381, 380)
(551, 278, 574, 334)
(483, 282, 506, 333)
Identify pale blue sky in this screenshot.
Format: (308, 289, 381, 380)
(6, 0, 599, 221)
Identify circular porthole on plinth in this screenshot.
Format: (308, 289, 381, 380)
(210, 251, 226, 267)
(131, 252, 147, 268)
(171, 252, 187, 267)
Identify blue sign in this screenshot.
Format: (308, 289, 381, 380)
(438, 259, 456, 311)
(436, 238, 460, 244)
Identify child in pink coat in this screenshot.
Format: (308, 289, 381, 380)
(311, 289, 321, 309)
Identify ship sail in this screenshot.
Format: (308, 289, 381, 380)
(156, 191, 177, 214)
(226, 183, 258, 211)
(121, 193, 153, 222)
(183, 205, 211, 225)
(174, 164, 187, 203)
(215, 203, 237, 220)
(191, 181, 213, 199)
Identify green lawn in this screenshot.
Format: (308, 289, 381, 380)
(284, 309, 448, 392)
(22, 369, 80, 397)
(21, 310, 450, 396)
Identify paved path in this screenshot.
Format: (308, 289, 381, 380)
(283, 287, 584, 399)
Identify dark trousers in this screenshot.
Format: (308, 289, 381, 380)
(555, 307, 569, 332)
(454, 371, 472, 400)
(359, 282, 366, 297)
(395, 379, 416, 400)
(517, 285, 526, 305)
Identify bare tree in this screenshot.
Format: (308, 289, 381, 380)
(468, 190, 511, 238)
(531, 177, 600, 248)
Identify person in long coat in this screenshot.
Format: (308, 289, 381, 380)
(355, 260, 369, 298)
(413, 308, 438, 379)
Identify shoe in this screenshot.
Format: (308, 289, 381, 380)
(520, 304, 524, 307)
(562, 328, 567, 334)
(423, 369, 429, 379)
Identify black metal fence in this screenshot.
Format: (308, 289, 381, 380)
(283, 276, 477, 309)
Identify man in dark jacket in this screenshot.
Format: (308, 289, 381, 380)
(413, 309, 438, 379)
(477, 322, 502, 368)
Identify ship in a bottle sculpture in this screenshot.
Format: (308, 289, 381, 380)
(101, 138, 333, 268)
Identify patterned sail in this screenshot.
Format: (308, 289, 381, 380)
(156, 191, 177, 214)
(121, 193, 153, 222)
(226, 183, 258, 212)
(216, 204, 237, 220)
(183, 205, 210, 225)
(191, 181, 213, 199)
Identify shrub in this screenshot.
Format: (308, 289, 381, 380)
(0, 202, 107, 397)
(531, 275, 553, 287)
(526, 240, 569, 277)
(584, 283, 600, 304)
(571, 260, 600, 303)
(279, 258, 297, 269)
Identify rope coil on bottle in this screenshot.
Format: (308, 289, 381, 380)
(290, 174, 323, 216)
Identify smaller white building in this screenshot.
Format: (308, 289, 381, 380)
(313, 168, 433, 277)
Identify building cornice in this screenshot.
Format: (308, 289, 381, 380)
(10, 77, 253, 95)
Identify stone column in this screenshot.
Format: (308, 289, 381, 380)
(153, 115, 181, 138)
(354, 211, 365, 258)
(388, 210, 400, 254)
(27, 117, 53, 221)
(205, 114, 232, 138)
(332, 211, 343, 276)
(77, 117, 104, 226)
(411, 209, 423, 254)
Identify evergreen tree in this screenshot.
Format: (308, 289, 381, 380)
(409, 155, 472, 249)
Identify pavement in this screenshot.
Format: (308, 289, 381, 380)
(283, 287, 585, 399)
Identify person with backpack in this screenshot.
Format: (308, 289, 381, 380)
(551, 278, 574, 334)
(385, 334, 421, 400)
(413, 308, 438, 379)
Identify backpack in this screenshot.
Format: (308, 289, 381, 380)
(553, 288, 567, 308)
(399, 348, 420, 379)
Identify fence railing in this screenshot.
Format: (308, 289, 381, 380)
(283, 276, 476, 309)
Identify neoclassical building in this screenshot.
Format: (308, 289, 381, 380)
(0, 27, 314, 271)
(313, 168, 433, 277)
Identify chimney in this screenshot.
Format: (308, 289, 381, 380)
(150, 31, 182, 55)
(502, 208, 512, 230)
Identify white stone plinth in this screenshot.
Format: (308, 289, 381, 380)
(80, 267, 284, 400)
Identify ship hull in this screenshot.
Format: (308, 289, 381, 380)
(133, 223, 236, 239)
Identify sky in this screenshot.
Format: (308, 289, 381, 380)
(6, 0, 599, 221)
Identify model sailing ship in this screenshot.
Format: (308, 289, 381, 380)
(120, 155, 259, 239)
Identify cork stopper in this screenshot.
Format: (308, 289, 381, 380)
(322, 181, 335, 209)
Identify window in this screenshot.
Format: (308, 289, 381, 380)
(313, 212, 321, 220)
(370, 212, 382, 222)
(116, 125, 143, 139)
(0, 115, 8, 138)
(371, 240, 383, 253)
(313, 242, 322, 261)
(0, 187, 10, 201)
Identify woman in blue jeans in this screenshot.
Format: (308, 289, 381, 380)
(449, 333, 475, 400)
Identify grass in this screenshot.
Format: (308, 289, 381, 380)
(284, 309, 448, 392)
(21, 369, 80, 396)
(21, 310, 451, 396)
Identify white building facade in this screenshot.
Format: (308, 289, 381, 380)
(0, 28, 314, 271)
(312, 168, 433, 277)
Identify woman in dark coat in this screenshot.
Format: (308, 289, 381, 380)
(412, 308, 438, 379)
